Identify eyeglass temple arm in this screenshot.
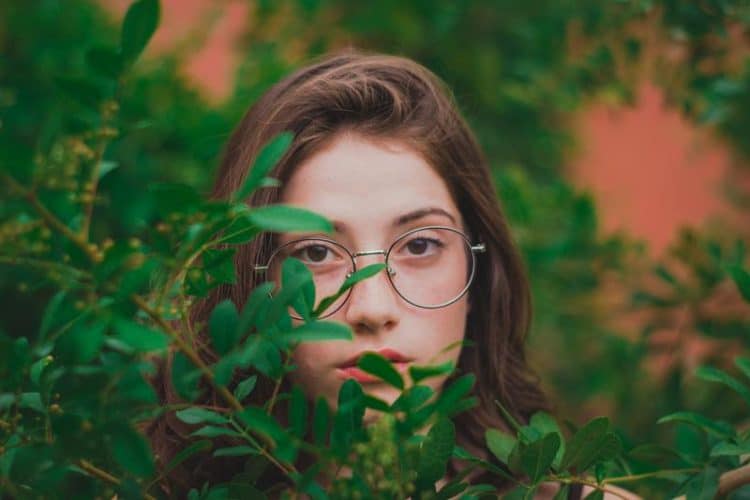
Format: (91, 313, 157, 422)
(471, 243, 486, 254)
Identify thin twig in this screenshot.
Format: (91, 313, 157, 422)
(77, 459, 157, 500)
(601, 467, 701, 485)
(131, 294, 243, 413)
(3, 173, 98, 262)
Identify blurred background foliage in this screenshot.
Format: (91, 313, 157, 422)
(2, 0, 749, 495)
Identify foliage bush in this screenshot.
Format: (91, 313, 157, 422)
(1, 0, 749, 498)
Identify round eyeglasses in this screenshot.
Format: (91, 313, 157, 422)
(254, 226, 486, 319)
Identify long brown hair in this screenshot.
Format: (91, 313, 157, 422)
(148, 50, 550, 495)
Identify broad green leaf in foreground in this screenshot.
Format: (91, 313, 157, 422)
(247, 205, 332, 234)
(234, 132, 293, 201)
(560, 417, 621, 472)
(520, 433, 561, 483)
(357, 352, 404, 390)
(313, 263, 385, 317)
(486, 428, 517, 464)
(209, 299, 239, 355)
(417, 418, 456, 489)
(121, 0, 160, 64)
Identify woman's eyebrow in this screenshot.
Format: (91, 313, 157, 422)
(329, 207, 457, 234)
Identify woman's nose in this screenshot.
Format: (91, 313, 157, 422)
(342, 257, 399, 335)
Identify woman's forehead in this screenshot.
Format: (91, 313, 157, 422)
(280, 135, 461, 232)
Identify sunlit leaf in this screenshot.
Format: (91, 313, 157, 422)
(486, 428, 516, 464)
(247, 205, 332, 234)
(234, 132, 293, 201)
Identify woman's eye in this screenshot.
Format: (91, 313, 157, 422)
(404, 238, 441, 255)
(296, 245, 330, 263)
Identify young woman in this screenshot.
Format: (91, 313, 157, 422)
(148, 50, 590, 498)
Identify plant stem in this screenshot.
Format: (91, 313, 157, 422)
(131, 294, 243, 413)
(77, 459, 157, 500)
(229, 417, 297, 476)
(3, 173, 98, 262)
(551, 476, 630, 500)
(600, 467, 700, 484)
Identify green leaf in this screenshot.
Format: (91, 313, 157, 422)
(110, 423, 155, 477)
(408, 361, 455, 384)
(313, 396, 330, 446)
(282, 257, 315, 320)
(175, 407, 228, 425)
(214, 446, 259, 457)
(219, 216, 260, 245)
(417, 418, 455, 489)
(277, 320, 352, 343)
(289, 385, 308, 438)
(560, 417, 620, 472)
(331, 380, 365, 456)
(735, 357, 750, 381)
(236, 407, 285, 442)
(234, 375, 257, 402)
(121, 0, 160, 64)
(520, 433, 560, 483)
(113, 319, 168, 352)
(682, 466, 720, 500)
(85, 46, 123, 79)
(55, 76, 104, 109)
(313, 264, 385, 317)
(57, 319, 107, 363)
(434, 374, 475, 416)
(356, 352, 404, 390)
(657, 411, 735, 439)
(392, 385, 434, 412)
(164, 440, 212, 475)
(486, 428, 517, 464)
(204, 248, 237, 285)
(529, 412, 566, 468)
(191, 426, 241, 438)
(39, 291, 67, 339)
(209, 299, 239, 355)
(710, 439, 750, 457)
(172, 352, 201, 402)
(695, 365, 750, 406)
(238, 282, 275, 334)
(234, 132, 293, 201)
(247, 205, 333, 234)
(728, 265, 750, 302)
(19, 392, 43, 412)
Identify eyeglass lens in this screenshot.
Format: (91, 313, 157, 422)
(267, 228, 474, 318)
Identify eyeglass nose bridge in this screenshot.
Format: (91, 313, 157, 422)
(348, 249, 397, 278)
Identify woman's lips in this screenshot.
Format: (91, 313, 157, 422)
(336, 348, 413, 383)
(336, 362, 411, 383)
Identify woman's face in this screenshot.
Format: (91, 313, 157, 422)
(279, 133, 469, 413)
